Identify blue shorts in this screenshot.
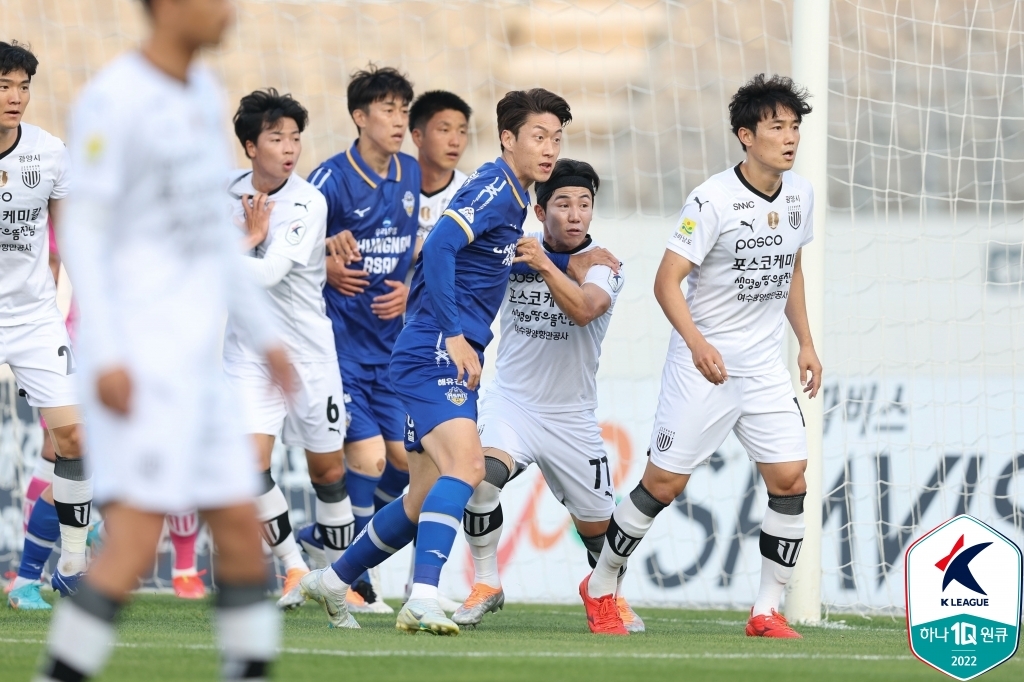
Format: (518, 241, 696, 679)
(338, 357, 406, 443)
(389, 324, 483, 452)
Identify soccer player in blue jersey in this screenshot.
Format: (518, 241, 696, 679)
(304, 65, 420, 613)
(301, 88, 619, 634)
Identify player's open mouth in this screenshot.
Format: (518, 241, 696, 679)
(538, 163, 552, 173)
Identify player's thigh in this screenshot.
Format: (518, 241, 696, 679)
(87, 503, 166, 599)
(281, 360, 345, 457)
(420, 417, 485, 486)
(648, 359, 740, 475)
(201, 502, 265, 584)
(733, 365, 808, 473)
(478, 391, 539, 471)
(5, 314, 79, 410)
(535, 412, 616, 523)
(224, 360, 287, 444)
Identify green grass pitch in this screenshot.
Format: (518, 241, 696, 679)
(1, 594, 1020, 681)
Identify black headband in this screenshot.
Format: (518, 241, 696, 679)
(537, 175, 596, 206)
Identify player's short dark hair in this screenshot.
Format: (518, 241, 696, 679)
(535, 158, 600, 209)
(233, 88, 309, 154)
(0, 41, 38, 79)
(496, 88, 572, 153)
(347, 64, 414, 121)
(729, 73, 812, 151)
(409, 90, 472, 132)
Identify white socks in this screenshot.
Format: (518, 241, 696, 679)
(752, 494, 806, 616)
(216, 589, 280, 681)
(463, 480, 503, 589)
(254, 479, 306, 572)
(51, 457, 92, 576)
(588, 484, 668, 598)
(35, 583, 119, 681)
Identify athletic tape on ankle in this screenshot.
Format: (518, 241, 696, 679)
(54, 456, 87, 482)
(767, 492, 806, 516)
(312, 476, 348, 503)
(258, 469, 275, 495)
(70, 582, 122, 624)
(629, 482, 669, 518)
(216, 584, 267, 609)
(462, 504, 503, 537)
(483, 456, 511, 489)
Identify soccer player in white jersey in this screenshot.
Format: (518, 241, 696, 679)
(451, 158, 644, 631)
(0, 41, 95, 608)
(35, 1, 289, 680)
(224, 88, 353, 610)
(582, 74, 822, 637)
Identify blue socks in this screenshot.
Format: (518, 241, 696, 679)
(345, 466, 381, 537)
(19, 498, 59, 581)
(374, 461, 410, 513)
(331, 496, 416, 585)
(413, 476, 474, 587)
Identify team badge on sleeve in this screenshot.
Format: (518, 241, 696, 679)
(655, 427, 675, 452)
(403, 190, 415, 217)
(680, 217, 696, 235)
(608, 270, 623, 293)
(285, 220, 307, 245)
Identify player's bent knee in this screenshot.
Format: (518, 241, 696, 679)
(40, 407, 84, 458)
(306, 450, 345, 484)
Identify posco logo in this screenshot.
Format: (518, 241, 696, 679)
(735, 234, 783, 251)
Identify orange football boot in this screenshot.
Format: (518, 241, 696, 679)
(745, 608, 803, 638)
(579, 573, 627, 635)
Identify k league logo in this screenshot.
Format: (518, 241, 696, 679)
(905, 514, 1022, 680)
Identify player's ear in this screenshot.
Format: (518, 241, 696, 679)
(244, 139, 257, 160)
(738, 126, 755, 150)
(534, 203, 545, 222)
(351, 107, 368, 133)
(410, 126, 423, 148)
(500, 128, 515, 154)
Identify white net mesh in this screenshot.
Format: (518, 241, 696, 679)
(0, 0, 1020, 614)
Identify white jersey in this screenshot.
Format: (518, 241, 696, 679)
(489, 235, 624, 412)
(223, 171, 335, 363)
(666, 164, 814, 376)
(0, 123, 71, 326)
(62, 52, 276, 380)
(417, 168, 467, 241)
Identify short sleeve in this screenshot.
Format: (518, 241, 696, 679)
(665, 190, 721, 266)
(440, 171, 508, 243)
(50, 142, 72, 200)
(308, 164, 347, 233)
(265, 195, 327, 266)
(67, 88, 126, 204)
(584, 262, 625, 304)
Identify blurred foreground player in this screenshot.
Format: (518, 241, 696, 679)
(0, 41, 94, 608)
(582, 74, 821, 637)
(454, 159, 643, 632)
(35, 1, 291, 680)
(225, 88, 352, 610)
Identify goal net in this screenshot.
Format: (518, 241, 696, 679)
(0, 0, 1020, 615)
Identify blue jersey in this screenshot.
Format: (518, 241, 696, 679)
(405, 157, 529, 349)
(309, 141, 421, 364)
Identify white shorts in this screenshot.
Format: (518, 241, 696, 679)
(85, 368, 259, 514)
(649, 359, 807, 475)
(224, 358, 345, 453)
(0, 310, 79, 408)
(478, 390, 613, 522)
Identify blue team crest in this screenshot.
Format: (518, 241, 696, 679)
(403, 190, 415, 217)
(905, 514, 1022, 680)
(445, 386, 468, 406)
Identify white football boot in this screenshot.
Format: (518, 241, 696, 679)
(396, 598, 459, 635)
(299, 568, 360, 629)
